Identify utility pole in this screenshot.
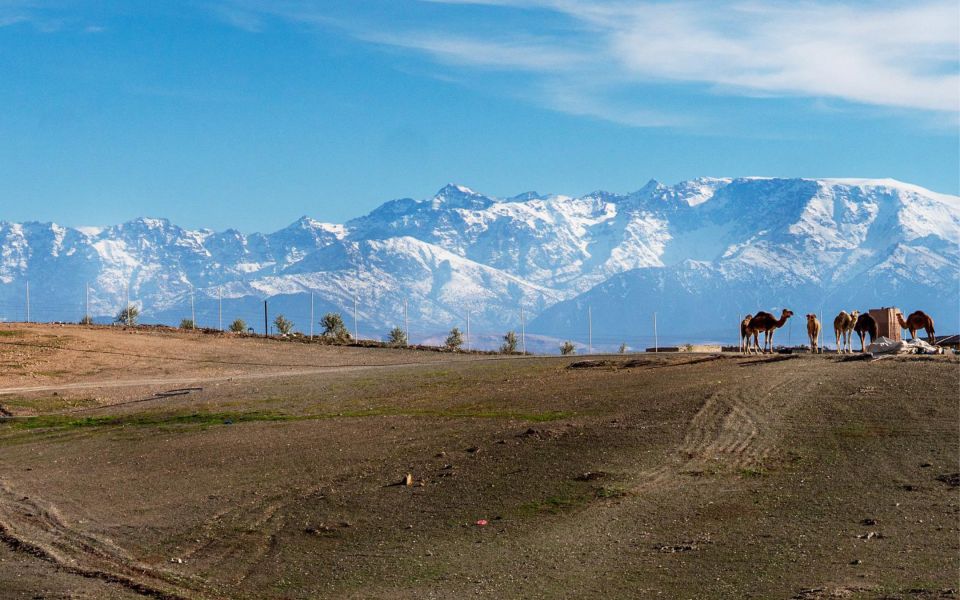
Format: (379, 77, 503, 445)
(264, 300, 268, 337)
(520, 306, 526, 355)
(737, 313, 743, 352)
(354, 295, 359, 341)
(466, 311, 471, 352)
(403, 298, 409, 344)
(653, 312, 658, 353)
(125, 281, 130, 326)
(218, 287, 223, 331)
(309, 292, 314, 339)
(25, 281, 30, 323)
(819, 309, 824, 353)
(190, 286, 196, 329)
(588, 305, 592, 354)
(85, 282, 90, 323)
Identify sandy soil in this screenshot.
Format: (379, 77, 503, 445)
(0, 325, 957, 599)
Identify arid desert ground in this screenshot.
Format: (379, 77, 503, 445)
(0, 324, 957, 599)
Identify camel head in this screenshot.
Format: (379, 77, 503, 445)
(806, 313, 817, 322)
(781, 309, 794, 319)
(850, 310, 859, 320)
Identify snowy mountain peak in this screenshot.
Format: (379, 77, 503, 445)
(432, 183, 493, 209)
(1, 177, 957, 345)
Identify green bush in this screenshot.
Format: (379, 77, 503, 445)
(445, 327, 464, 351)
(388, 326, 408, 347)
(274, 314, 294, 335)
(229, 318, 247, 333)
(180, 318, 195, 330)
(501, 330, 518, 354)
(115, 304, 139, 325)
(560, 341, 575, 355)
(321, 312, 352, 342)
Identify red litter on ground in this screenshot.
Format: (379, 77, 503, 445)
(475, 519, 488, 526)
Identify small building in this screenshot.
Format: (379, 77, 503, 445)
(868, 307, 901, 342)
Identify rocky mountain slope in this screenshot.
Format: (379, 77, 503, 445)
(2, 178, 957, 349)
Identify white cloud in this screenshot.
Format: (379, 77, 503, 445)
(417, 0, 960, 113)
(211, 0, 959, 126)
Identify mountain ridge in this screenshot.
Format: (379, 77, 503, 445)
(2, 177, 957, 349)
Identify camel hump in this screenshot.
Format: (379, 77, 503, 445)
(908, 310, 927, 321)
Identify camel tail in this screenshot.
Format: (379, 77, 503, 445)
(869, 322, 878, 342)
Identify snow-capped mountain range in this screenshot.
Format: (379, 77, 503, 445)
(2, 178, 957, 350)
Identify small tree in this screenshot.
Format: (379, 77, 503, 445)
(560, 341, 576, 355)
(80, 315, 94, 325)
(388, 326, 408, 347)
(618, 342, 627, 354)
(321, 312, 352, 342)
(180, 318, 195, 330)
(274, 314, 294, 335)
(445, 327, 464, 351)
(115, 304, 139, 326)
(229, 318, 246, 333)
(501, 330, 518, 354)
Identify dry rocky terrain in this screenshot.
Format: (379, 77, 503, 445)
(0, 324, 957, 599)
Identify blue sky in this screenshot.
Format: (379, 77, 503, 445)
(1, 0, 957, 232)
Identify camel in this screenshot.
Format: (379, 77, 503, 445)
(854, 312, 878, 353)
(896, 310, 936, 345)
(833, 310, 859, 354)
(739, 314, 754, 353)
(747, 309, 794, 354)
(806, 314, 821, 353)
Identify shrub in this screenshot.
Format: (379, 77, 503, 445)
(445, 327, 464, 351)
(321, 312, 352, 342)
(229, 318, 246, 333)
(274, 314, 294, 335)
(80, 315, 94, 325)
(618, 343, 627, 354)
(115, 304, 139, 325)
(501, 330, 518, 354)
(560, 341, 575, 355)
(388, 326, 408, 347)
(180, 318, 195, 330)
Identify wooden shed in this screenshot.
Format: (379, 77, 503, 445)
(868, 307, 901, 342)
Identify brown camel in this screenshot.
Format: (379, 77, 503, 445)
(833, 310, 858, 354)
(739, 314, 754, 353)
(853, 312, 878, 352)
(747, 309, 794, 354)
(896, 310, 936, 344)
(806, 314, 821, 353)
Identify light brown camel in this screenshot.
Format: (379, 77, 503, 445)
(896, 310, 936, 345)
(833, 310, 858, 354)
(739, 314, 754, 353)
(854, 313, 878, 353)
(747, 309, 794, 354)
(806, 314, 821, 353)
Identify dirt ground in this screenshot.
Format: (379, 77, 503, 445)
(0, 324, 957, 599)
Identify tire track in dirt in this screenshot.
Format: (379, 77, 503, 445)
(624, 370, 802, 497)
(0, 479, 211, 599)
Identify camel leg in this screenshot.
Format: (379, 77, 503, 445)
(859, 332, 866, 353)
(835, 330, 842, 354)
(769, 330, 775, 353)
(928, 329, 936, 345)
